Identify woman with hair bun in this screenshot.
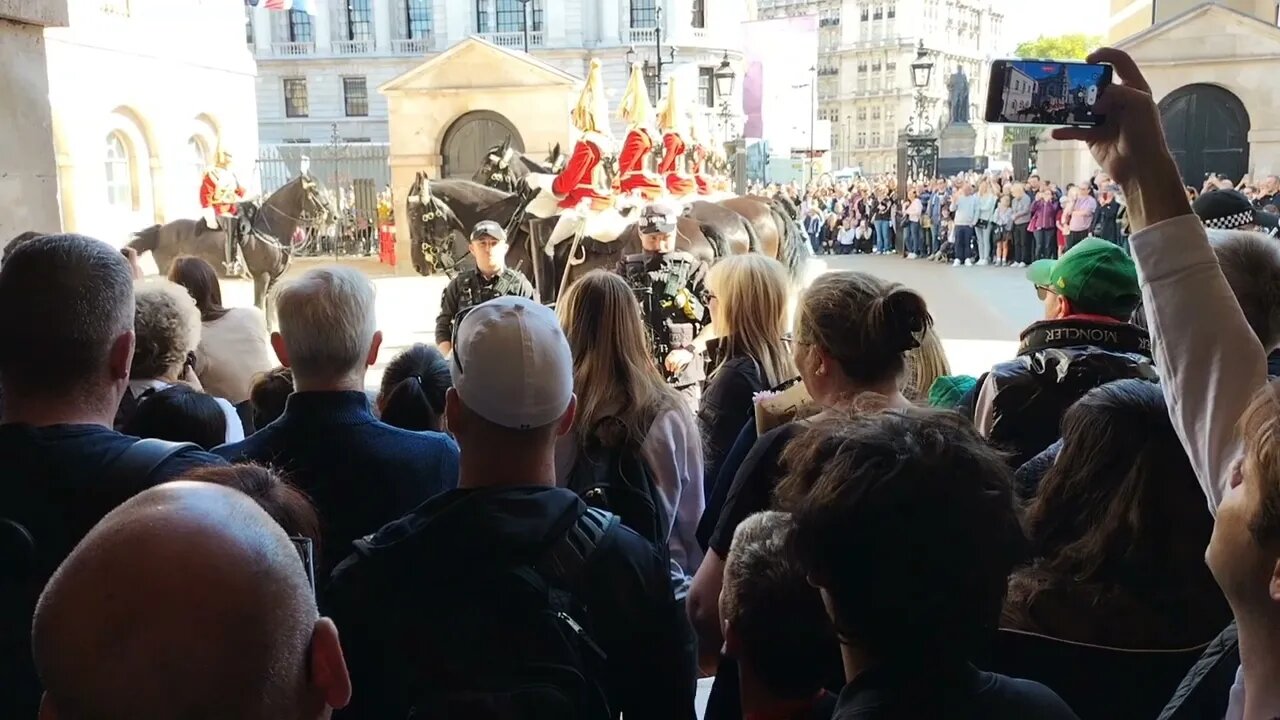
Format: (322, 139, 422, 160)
(376, 344, 451, 433)
(687, 270, 933, 719)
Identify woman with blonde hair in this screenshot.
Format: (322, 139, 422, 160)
(689, 270, 933, 716)
(555, 270, 705, 588)
(699, 255, 796, 498)
(975, 178, 998, 265)
(901, 326, 951, 403)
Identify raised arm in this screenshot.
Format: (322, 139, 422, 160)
(1055, 48, 1267, 512)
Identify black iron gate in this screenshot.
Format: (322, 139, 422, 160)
(1159, 84, 1251, 184)
(255, 138, 391, 258)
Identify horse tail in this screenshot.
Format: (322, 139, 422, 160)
(772, 195, 800, 222)
(740, 213, 763, 255)
(128, 225, 162, 256)
(768, 203, 808, 287)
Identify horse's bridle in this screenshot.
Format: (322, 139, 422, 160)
(258, 180, 332, 227)
(416, 187, 468, 277)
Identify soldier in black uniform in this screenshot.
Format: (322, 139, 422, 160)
(435, 221, 536, 355)
(618, 204, 712, 408)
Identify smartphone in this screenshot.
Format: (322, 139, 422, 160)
(984, 59, 1113, 127)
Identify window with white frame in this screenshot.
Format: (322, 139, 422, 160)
(347, 0, 373, 41)
(105, 132, 134, 210)
(288, 10, 313, 42)
(406, 0, 432, 39)
(698, 67, 715, 107)
(692, 0, 705, 28)
(344, 77, 369, 117)
(630, 0, 657, 28)
(284, 78, 310, 118)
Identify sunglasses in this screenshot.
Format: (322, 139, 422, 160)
(1035, 285, 1054, 301)
(290, 536, 316, 595)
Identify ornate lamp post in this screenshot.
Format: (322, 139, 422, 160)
(714, 52, 747, 194)
(905, 41, 938, 181)
(625, 3, 678, 104)
(517, 0, 531, 53)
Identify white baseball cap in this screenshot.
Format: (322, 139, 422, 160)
(450, 296, 573, 430)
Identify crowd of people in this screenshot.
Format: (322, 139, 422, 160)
(5, 48, 1280, 720)
(775, 155, 1278, 270)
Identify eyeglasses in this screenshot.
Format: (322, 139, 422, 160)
(290, 536, 316, 595)
(1035, 285, 1052, 301)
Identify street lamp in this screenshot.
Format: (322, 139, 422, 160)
(624, 3, 678, 105)
(904, 41, 938, 181)
(517, 0, 531, 53)
(714, 53, 746, 194)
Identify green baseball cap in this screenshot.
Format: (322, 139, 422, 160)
(1026, 237, 1139, 318)
(928, 375, 977, 409)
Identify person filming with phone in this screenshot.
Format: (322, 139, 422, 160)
(1054, 46, 1280, 719)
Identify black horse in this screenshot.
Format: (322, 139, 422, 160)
(472, 139, 564, 193)
(128, 175, 333, 320)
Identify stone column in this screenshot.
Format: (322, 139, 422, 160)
(600, 0, 620, 46)
(0, 1, 71, 242)
(373, 0, 393, 51)
(314, 0, 333, 53)
(546, 0, 567, 46)
(252, 5, 272, 52)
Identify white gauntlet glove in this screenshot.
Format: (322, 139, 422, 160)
(202, 207, 219, 230)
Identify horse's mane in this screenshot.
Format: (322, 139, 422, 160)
(432, 179, 513, 207)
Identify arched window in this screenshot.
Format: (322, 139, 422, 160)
(190, 136, 210, 183)
(105, 132, 134, 209)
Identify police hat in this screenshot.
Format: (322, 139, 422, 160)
(1194, 189, 1280, 231)
(470, 220, 507, 243)
(639, 204, 678, 234)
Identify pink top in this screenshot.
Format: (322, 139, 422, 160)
(1068, 195, 1098, 232)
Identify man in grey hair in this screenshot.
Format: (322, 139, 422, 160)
(1208, 228, 1280, 375)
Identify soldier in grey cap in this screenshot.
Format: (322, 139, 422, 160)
(435, 220, 536, 356)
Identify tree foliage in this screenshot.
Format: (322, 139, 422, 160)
(1013, 34, 1102, 61)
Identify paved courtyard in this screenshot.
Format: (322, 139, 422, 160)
(195, 250, 1040, 389)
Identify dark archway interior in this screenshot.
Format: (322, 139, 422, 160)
(440, 110, 525, 180)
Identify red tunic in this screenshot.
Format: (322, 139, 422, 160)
(616, 128, 665, 200)
(199, 167, 245, 216)
(660, 132, 696, 197)
(551, 136, 613, 212)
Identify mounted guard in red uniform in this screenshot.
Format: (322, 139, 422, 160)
(657, 77, 697, 200)
(615, 63, 665, 203)
(200, 147, 246, 276)
(525, 58, 629, 251)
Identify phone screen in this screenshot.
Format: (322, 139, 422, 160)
(984, 60, 1112, 127)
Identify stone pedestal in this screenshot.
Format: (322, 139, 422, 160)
(937, 121, 979, 176)
(1, 1, 70, 244)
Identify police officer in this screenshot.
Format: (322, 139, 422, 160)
(618, 204, 711, 407)
(435, 220, 535, 355)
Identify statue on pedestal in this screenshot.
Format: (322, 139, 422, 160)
(947, 65, 970, 125)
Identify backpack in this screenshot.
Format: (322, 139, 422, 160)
(566, 417, 670, 551)
(1, 438, 197, 718)
(350, 506, 618, 720)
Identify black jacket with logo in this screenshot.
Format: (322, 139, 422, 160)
(979, 317, 1155, 468)
(618, 250, 711, 387)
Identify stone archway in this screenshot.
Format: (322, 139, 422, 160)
(1159, 84, 1250, 184)
(440, 110, 524, 179)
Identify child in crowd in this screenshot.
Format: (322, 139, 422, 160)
(853, 219, 874, 255)
(994, 194, 1014, 267)
(930, 208, 955, 263)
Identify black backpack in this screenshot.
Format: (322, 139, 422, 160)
(566, 417, 670, 551)
(1, 438, 197, 719)
(351, 506, 619, 720)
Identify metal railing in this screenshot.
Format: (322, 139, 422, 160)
(272, 42, 316, 56)
(480, 31, 545, 48)
(628, 27, 658, 44)
(392, 37, 432, 54)
(333, 39, 375, 55)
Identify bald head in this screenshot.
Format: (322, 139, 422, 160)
(32, 482, 334, 720)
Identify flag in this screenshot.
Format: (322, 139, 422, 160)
(262, 0, 292, 10)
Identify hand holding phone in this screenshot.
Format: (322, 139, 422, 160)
(984, 59, 1113, 128)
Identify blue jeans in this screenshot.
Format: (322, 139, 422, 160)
(954, 225, 976, 263)
(904, 221, 922, 254)
(874, 220, 893, 253)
